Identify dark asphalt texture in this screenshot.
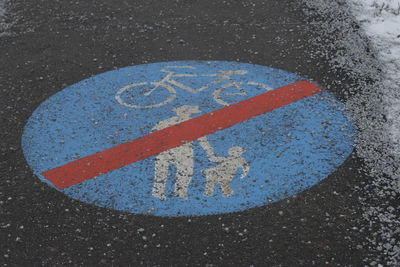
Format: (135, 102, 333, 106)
(1, 0, 370, 265)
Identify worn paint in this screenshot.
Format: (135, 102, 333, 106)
(22, 61, 354, 216)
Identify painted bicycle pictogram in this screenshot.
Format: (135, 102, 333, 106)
(115, 65, 273, 108)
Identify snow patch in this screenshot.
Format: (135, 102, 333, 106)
(348, 0, 400, 155)
(300, 0, 400, 265)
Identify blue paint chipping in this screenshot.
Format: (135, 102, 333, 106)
(22, 61, 355, 216)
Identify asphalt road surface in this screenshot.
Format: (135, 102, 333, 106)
(1, 0, 371, 265)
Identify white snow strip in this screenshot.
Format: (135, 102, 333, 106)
(347, 0, 400, 154)
(301, 0, 400, 264)
(346, 0, 400, 265)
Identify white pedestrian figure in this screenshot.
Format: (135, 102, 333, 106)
(151, 105, 214, 201)
(203, 146, 249, 197)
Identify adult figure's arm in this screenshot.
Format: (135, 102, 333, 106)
(240, 162, 250, 179)
(198, 136, 220, 161)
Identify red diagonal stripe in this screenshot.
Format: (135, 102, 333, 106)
(41, 80, 322, 189)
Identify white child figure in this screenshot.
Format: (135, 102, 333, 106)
(203, 146, 249, 197)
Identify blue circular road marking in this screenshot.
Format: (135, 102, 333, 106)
(22, 61, 355, 216)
